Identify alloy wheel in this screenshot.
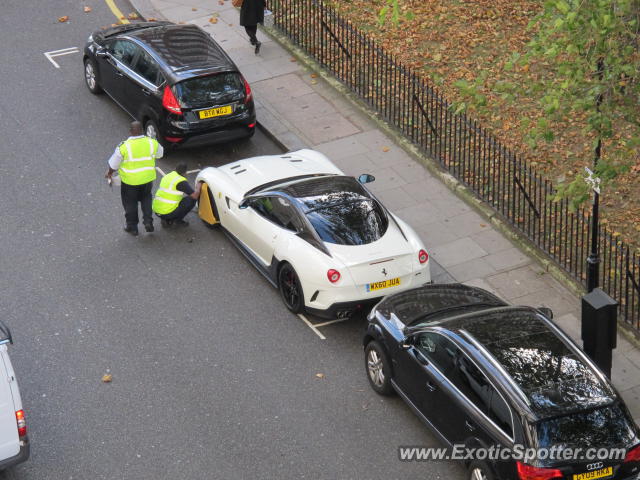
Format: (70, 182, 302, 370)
(470, 468, 487, 480)
(85, 62, 96, 90)
(281, 268, 300, 309)
(367, 349, 384, 387)
(145, 123, 157, 139)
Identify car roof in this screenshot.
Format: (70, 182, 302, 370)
(439, 307, 617, 419)
(106, 23, 238, 83)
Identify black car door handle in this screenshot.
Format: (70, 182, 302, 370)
(465, 420, 476, 431)
(426, 381, 437, 392)
(115, 70, 124, 77)
(142, 89, 151, 96)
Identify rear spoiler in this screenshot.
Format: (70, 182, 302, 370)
(0, 321, 12, 345)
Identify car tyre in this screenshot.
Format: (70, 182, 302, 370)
(468, 462, 495, 480)
(364, 340, 394, 396)
(278, 263, 304, 314)
(84, 58, 102, 94)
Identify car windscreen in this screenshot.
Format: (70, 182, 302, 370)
(305, 198, 388, 246)
(173, 72, 244, 108)
(535, 403, 638, 450)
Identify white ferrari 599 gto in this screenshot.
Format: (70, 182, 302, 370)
(196, 149, 431, 318)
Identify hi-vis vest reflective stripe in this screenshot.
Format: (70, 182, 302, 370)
(152, 171, 187, 215)
(118, 137, 158, 185)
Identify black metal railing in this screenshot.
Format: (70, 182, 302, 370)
(269, 0, 640, 334)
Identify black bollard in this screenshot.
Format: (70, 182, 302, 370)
(581, 288, 617, 378)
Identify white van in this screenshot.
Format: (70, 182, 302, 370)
(0, 322, 29, 469)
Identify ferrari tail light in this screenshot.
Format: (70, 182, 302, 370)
(241, 75, 253, 104)
(162, 86, 182, 115)
(624, 444, 640, 463)
(15, 410, 26, 437)
(327, 269, 341, 283)
(418, 249, 429, 264)
(516, 462, 563, 480)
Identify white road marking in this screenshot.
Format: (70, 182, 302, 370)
(313, 317, 351, 328)
(44, 47, 79, 69)
(187, 169, 201, 174)
(297, 314, 326, 340)
(155, 166, 166, 176)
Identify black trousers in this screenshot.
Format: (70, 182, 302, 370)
(245, 25, 258, 44)
(158, 197, 196, 222)
(121, 182, 153, 228)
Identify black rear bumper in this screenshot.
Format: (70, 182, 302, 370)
(179, 124, 255, 148)
(306, 298, 382, 320)
(0, 438, 29, 470)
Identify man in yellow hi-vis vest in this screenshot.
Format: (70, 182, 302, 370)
(152, 162, 202, 227)
(105, 121, 163, 236)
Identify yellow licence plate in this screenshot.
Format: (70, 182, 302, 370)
(198, 105, 232, 119)
(366, 277, 400, 292)
(573, 467, 613, 480)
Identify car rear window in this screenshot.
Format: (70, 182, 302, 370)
(306, 198, 388, 246)
(174, 73, 244, 107)
(536, 403, 638, 450)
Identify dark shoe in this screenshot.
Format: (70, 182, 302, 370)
(144, 222, 154, 233)
(124, 226, 139, 236)
(161, 219, 173, 228)
(254, 42, 261, 55)
(174, 219, 189, 227)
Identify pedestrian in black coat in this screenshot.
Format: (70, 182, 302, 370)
(240, 0, 266, 54)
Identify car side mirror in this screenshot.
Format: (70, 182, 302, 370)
(239, 199, 250, 209)
(400, 335, 413, 350)
(96, 49, 109, 58)
(537, 307, 554, 319)
(358, 174, 375, 184)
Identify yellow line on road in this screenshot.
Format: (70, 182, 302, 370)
(104, 0, 130, 24)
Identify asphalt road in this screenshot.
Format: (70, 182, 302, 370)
(0, 1, 463, 479)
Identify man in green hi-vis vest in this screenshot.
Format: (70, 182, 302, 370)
(105, 121, 163, 236)
(152, 162, 203, 227)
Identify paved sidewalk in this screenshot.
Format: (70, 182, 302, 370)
(132, 0, 640, 419)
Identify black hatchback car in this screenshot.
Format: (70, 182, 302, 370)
(83, 22, 256, 147)
(364, 283, 640, 480)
